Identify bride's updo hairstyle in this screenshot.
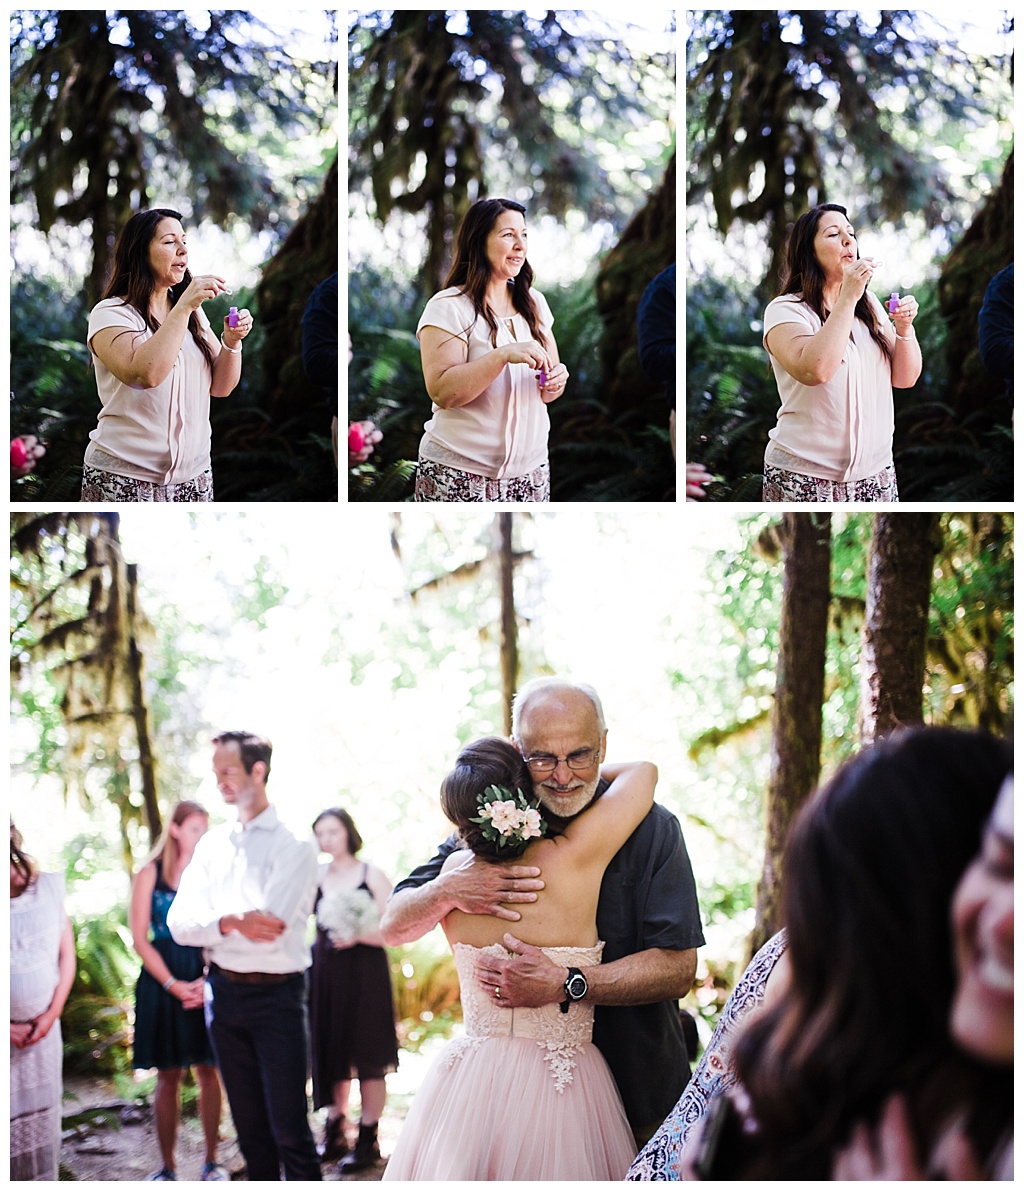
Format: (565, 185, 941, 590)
(440, 736, 536, 861)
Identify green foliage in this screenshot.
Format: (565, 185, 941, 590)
(62, 840, 137, 1081)
(11, 9, 336, 302)
(350, 9, 675, 294)
(348, 264, 673, 500)
(686, 268, 1011, 499)
(687, 9, 1012, 291)
(685, 275, 779, 499)
(389, 940, 462, 1052)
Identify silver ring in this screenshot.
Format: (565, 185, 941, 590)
(494, 986, 502, 999)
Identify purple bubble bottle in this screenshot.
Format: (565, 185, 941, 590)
(228, 307, 238, 327)
(887, 293, 899, 314)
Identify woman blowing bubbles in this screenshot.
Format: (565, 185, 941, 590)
(414, 198, 569, 502)
(81, 208, 253, 502)
(762, 203, 921, 502)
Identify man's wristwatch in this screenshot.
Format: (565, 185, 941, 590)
(560, 966, 588, 1013)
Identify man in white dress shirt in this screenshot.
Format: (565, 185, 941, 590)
(167, 730, 320, 1181)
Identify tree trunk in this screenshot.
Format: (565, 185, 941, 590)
(126, 562, 161, 844)
(750, 512, 831, 957)
(595, 151, 676, 419)
(256, 154, 339, 421)
(497, 513, 518, 736)
(859, 513, 942, 741)
(937, 149, 1013, 417)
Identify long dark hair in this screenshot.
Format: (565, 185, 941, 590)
(778, 202, 892, 364)
(440, 736, 537, 861)
(100, 208, 215, 369)
(10, 821, 37, 893)
(444, 198, 547, 348)
(730, 727, 1012, 1178)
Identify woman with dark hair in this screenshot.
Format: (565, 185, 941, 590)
(309, 808, 398, 1174)
(669, 727, 1011, 1181)
(81, 207, 253, 502)
(762, 203, 921, 502)
(383, 738, 656, 1180)
(834, 773, 1014, 1179)
(414, 197, 569, 502)
(129, 800, 227, 1181)
(10, 822, 76, 1181)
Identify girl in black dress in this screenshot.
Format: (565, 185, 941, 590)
(130, 800, 227, 1181)
(310, 808, 399, 1172)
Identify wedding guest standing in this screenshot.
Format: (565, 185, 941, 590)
(309, 808, 398, 1173)
(762, 203, 920, 502)
(81, 207, 253, 502)
(10, 822, 76, 1181)
(129, 800, 227, 1181)
(414, 198, 569, 502)
(166, 731, 321, 1181)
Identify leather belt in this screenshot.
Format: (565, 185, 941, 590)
(208, 962, 296, 986)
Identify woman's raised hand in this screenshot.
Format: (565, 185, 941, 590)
(890, 294, 919, 336)
(502, 340, 552, 371)
(181, 274, 230, 311)
(839, 257, 878, 304)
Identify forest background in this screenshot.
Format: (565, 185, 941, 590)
(10, 508, 1013, 1086)
(9, 9, 339, 502)
(347, 9, 678, 502)
(686, 8, 1014, 500)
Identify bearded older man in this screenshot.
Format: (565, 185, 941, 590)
(380, 678, 704, 1145)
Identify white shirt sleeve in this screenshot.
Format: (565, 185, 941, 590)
(166, 835, 224, 948)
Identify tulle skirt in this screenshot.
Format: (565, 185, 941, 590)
(382, 1032, 636, 1180)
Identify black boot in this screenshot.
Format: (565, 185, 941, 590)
(318, 1115, 348, 1162)
(338, 1121, 380, 1173)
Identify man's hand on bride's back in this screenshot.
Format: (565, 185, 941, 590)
(441, 850, 544, 920)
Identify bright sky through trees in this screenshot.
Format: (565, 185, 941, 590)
(11, 508, 743, 914)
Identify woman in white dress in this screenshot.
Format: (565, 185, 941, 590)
(10, 822, 76, 1181)
(383, 737, 655, 1180)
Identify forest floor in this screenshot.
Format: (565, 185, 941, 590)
(59, 1045, 439, 1181)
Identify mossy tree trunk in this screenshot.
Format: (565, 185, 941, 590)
(750, 512, 831, 958)
(595, 151, 675, 420)
(936, 149, 1013, 417)
(859, 513, 941, 741)
(257, 154, 338, 422)
(498, 513, 518, 737)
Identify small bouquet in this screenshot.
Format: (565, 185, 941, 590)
(470, 784, 546, 850)
(316, 886, 379, 946)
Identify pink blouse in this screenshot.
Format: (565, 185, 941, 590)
(416, 287, 554, 480)
(85, 299, 214, 485)
(763, 292, 896, 482)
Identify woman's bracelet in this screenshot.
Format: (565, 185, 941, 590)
(220, 338, 242, 354)
(895, 331, 916, 341)
(161, 976, 177, 991)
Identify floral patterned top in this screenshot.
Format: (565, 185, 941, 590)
(627, 930, 789, 1180)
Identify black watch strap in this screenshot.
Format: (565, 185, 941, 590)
(560, 965, 588, 1013)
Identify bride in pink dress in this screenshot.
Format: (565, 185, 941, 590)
(382, 737, 655, 1180)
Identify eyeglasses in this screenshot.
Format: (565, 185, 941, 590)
(521, 748, 600, 775)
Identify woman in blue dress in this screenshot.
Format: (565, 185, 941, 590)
(130, 800, 226, 1181)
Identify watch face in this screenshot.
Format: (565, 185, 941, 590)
(567, 973, 587, 998)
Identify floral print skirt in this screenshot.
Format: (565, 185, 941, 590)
(81, 465, 214, 503)
(414, 458, 550, 503)
(762, 461, 898, 503)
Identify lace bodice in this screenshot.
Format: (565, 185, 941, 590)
(448, 941, 603, 1093)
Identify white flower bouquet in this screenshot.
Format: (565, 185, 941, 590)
(316, 886, 379, 946)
